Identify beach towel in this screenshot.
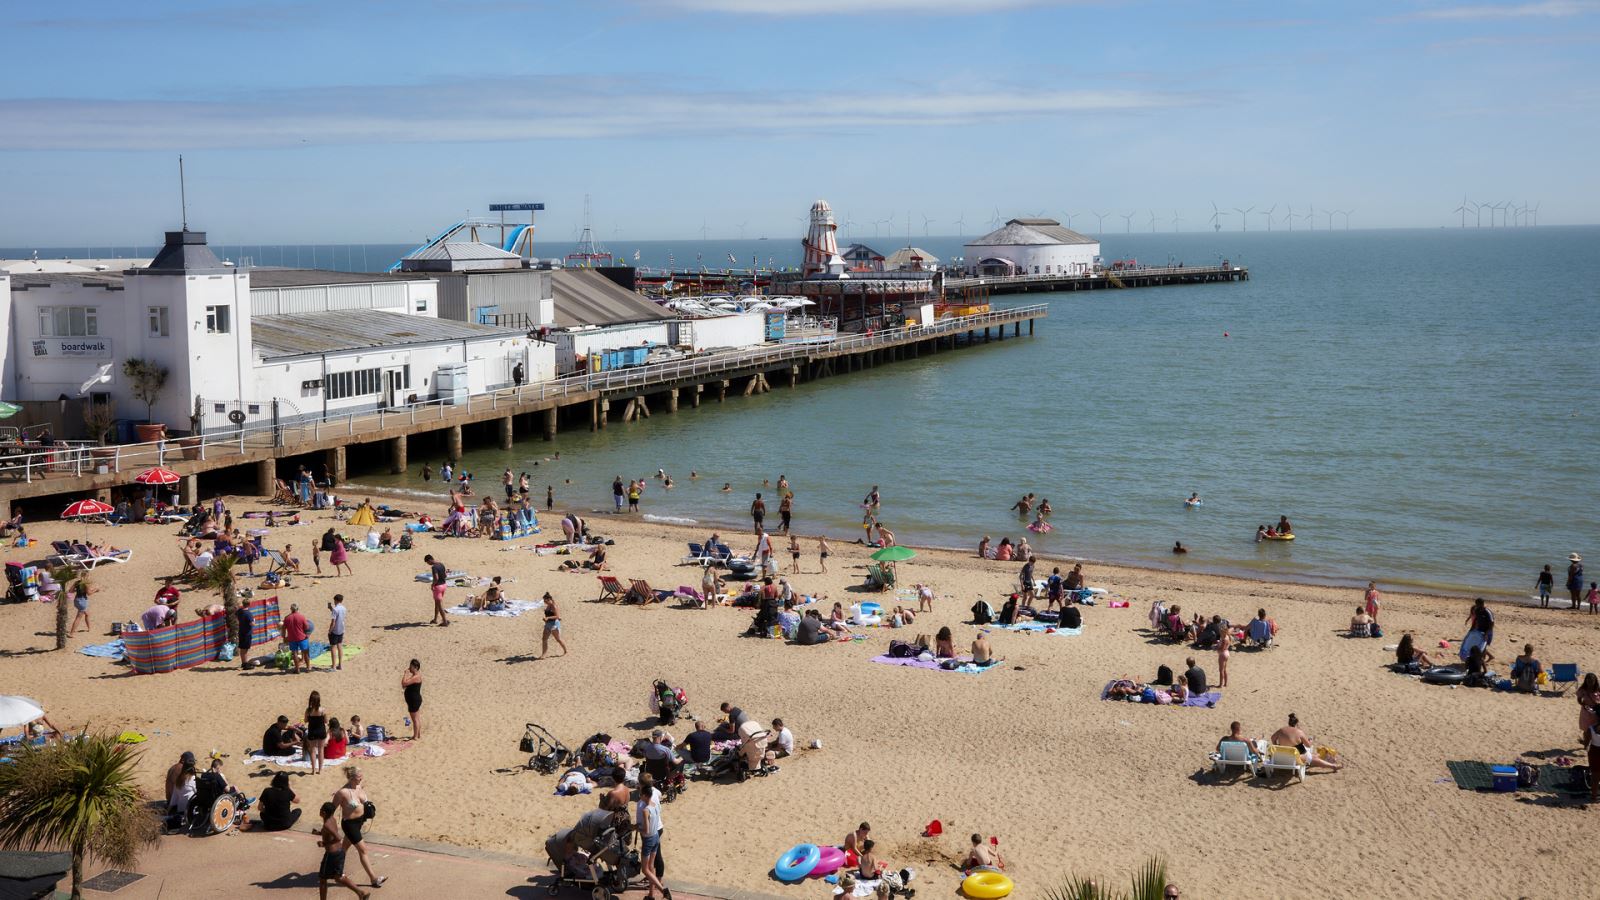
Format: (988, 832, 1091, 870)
(308, 645, 364, 667)
(415, 570, 467, 582)
(1100, 680, 1223, 707)
(1445, 760, 1587, 796)
(994, 622, 1083, 635)
(247, 740, 410, 769)
(122, 595, 282, 675)
(449, 599, 544, 618)
(78, 639, 127, 660)
(870, 654, 999, 675)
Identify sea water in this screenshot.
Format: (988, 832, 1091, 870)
(19, 227, 1595, 593)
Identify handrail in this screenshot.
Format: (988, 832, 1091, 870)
(946, 264, 1244, 288)
(0, 305, 1047, 486)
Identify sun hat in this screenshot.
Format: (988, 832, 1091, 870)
(1570, 553, 1583, 562)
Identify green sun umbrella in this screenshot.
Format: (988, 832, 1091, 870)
(0, 401, 20, 419)
(871, 545, 917, 562)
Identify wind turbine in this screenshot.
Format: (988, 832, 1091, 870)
(840, 215, 857, 240)
(1062, 211, 1079, 230)
(1530, 201, 1540, 226)
(1305, 204, 1316, 231)
(1260, 204, 1277, 232)
(988, 208, 1004, 228)
(953, 214, 967, 236)
(921, 215, 936, 237)
(1172, 210, 1184, 232)
(1093, 210, 1109, 234)
(1454, 195, 1472, 228)
(1209, 202, 1226, 233)
(1283, 204, 1295, 231)
(737, 221, 749, 239)
(1339, 209, 1353, 230)
(1234, 205, 1254, 232)
(1324, 209, 1336, 230)
(1147, 210, 1159, 233)
(1120, 211, 1136, 234)
(699, 220, 710, 241)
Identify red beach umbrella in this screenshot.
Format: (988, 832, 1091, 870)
(134, 466, 181, 486)
(61, 499, 114, 519)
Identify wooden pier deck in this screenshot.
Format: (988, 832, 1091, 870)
(944, 263, 1247, 297)
(0, 305, 1046, 511)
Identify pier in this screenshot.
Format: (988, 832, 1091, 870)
(944, 263, 1248, 297)
(0, 305, 1045, 512)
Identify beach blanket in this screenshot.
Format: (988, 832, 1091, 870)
(78, 639, 127, 660)
(1101, 680, 1223, 707)
(122, 595, 282, 675)
(449, 599, 543, 618)
(1446, 760, 1587, 796)
(415, 570, 467, 582)
(308, 644, 364, 667)
(870, 654, 1000, 675)
(994, 622, 1083, 635)
(247, 740, 411, 769)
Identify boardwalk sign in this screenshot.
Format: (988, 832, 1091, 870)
(32, 337, 112, 358)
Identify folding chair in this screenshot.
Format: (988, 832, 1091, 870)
(596, 575, 625, 603)
(1208, 741, 1259, 777)
(1549, 663, 1581, 694)
(1258, 745, 1306, 783)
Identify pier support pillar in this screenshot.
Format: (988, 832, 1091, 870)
(589, 399, 599, 432)
(667, 388, 679, 413)
(1014, 322, 1020, 337)
(599, 399, 609, 429)
(718, 380, 729, 402)
(692, 385, 702, 408)
(1029, 319, 1034, 335)
(257, 460, 276, 497)
(498, 415, 514, 450)
(543, 407, 557, 441)
(179, 473, 199, 506)
(984, 327, 991, 341)
(635, 395, 650, 418)
(445, 424, 463, 461)
(324, 445, 346, 486)
(789, 365, 799, 388)
(389, 435, 408, 474)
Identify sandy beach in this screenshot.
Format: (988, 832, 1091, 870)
(1, 489, 1594, 899)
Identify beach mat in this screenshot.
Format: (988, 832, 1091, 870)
(448, 599, 543, 618)
(994, 623, 1083, 635)
(308, 644, 364, 667)
(78, 639, 126, 660)
(870, 654, 999, 675)
(248, 740, 412, 769)
(1446, 760, 1588, 795)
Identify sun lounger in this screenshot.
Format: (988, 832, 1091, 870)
(50, 540, 82, 564)
(1209, 740, 1259, 777)
(596, 575, 625, 602)
(865, 563, 896, 592)
(674, 586, 707, 609)
(1259, 744, 1306, 783)
(70, 546, 132, 570)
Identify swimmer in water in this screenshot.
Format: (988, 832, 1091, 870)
(1038, 498, 1052, 516)
(1173, 541, 1188, 554)
(1187, 492, 1200, 505)
(721, 483, 733, 493)
(663, 475, 674, 489)
(656, 469, 665, 480)
(690, 471, 698, 479)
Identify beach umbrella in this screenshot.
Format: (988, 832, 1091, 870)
(871, 545, 917, 562)
(134, 466, 180, 486)
(0, 400, 20, 419)
(0, 695, 44, 729)
(61, 497, 114, 540)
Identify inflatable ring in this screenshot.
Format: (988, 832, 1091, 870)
(1422, 666, 1469, 685)
(809, 845, 845, 877)
(775, 843, 822, 881)
(1262, 534, 1295, 541)
(962, 870, 1014, 898)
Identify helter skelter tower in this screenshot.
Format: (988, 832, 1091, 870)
(800, 199, 846, 277)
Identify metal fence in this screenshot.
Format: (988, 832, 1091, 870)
(0, 304, 1046, 486)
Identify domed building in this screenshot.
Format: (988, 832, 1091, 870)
(964, 218, 1099, 277)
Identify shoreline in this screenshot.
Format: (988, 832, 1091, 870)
(342, 479, 1528, 605)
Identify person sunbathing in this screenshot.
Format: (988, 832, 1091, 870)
(1217, 720, 1256, 755)
(971, 633, 995, 666)
(1389, 635, 1425, 670)
(935, 627, 955, 659)
(1270, 713, 1341, 771)
(1350, 607, 1373, 634)
(1106, 679, 1142, 699)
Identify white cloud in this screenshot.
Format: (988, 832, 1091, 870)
(1399, 0, 1599, 20)
(0, 79, 1202, 151)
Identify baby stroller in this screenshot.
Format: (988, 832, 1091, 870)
(545, 819, 641, 899)
(579, 733, 616, 771)
(520, 723, 573, 775)
(650, 679, 688, 726)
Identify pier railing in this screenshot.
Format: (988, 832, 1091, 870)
(945, 264, 1243, 291)
(0, 304, 1046, 488)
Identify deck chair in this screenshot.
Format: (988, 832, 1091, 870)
(625, 579, 659, 605)
(674, 586, 706, 609)
(263, 549, 297, 575)
(1549, 663, 1580, 694)
(1259, 745, 1306, 783)
(1208, 741, 1259, 777)
(596, 575, 625, 603)
(1246, 619, 1274, 648)
(177, 549, 203, 581)
(866, 564, 894, 592)
(682, 543, 710, 566)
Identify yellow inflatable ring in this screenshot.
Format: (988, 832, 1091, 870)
(962, 871, 1013, 898)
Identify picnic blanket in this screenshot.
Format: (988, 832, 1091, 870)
(248, 740, 411, 769)
(1446, 760, 1588, 796)
(449, 599, 543, 618)
(870, 654, 1000, 675)
(122, 595, 282, 674)
(78, 639, 127, 660)
(994, 622, 1083, 635)
(1101, 680, 1223, 707)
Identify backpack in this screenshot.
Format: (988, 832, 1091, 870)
(887, 640, 915, 659)
(1370, 621, 1383, 639)
(971, 600, 993, 625)
(1155, 664, 1174, 686)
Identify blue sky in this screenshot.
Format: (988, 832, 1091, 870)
(3, 0, 1597, 245)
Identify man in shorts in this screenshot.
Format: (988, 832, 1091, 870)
(327, 595, 347, 671)
(317, 801, 369, 899)
(423, 555, 450, 627)
(281, 604, 311, 674)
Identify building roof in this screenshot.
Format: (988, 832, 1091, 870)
(551, 269, 672, 329)
(885, 246, 941, 270)
(7, 272, 127, 291)
(251, 309, 522, 359)
(146, 230, 229, 274)
(248, 268, 434, 289)
(0, 258, 149, 274)
(404, 242, 520, 263)
(966, 218, 1098, 247)
(840, 243, 885, 260)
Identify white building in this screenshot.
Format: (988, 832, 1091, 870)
(963, 218, 1100, 276)
(548, 269, 674, 374)
(397, 242, 556, 328)
(1, 229, 549, 437)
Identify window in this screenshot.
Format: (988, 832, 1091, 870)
(326, 367, 383, 401)
(38, 306, 98, 336)
(414, 297, 428, 312)
(147, 306, 169, 337)
(402, 365, 412, 388)
(205, 305, 231, 334)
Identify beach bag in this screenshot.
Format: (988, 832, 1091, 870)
(1155, 664, 1173, 686)
(888, 640, 915, 659)
(272, 646, 292, 670)
(363, 800, 377, 820)
(1370, 622, 1383, 639)
(217, 642, 236, 662)
(365, 725, 387, 743)
(940, 659, 963, 671)
(1139, 687, 1158, 703)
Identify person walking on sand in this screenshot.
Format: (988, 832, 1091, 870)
(636, 772, 668, 900)
(317, 801, 370, 899)
(750, 492, 766, 534)
(310, 537, 323, 576)
(401, 660, 423, 740)
(327, 594, 348, 671)
(328, 532, 352, 577)
(1217, 624, 1231, 688)
(1364, 582, 1381, 620)
(788, 534, 802, 574)
(68, 576, 94, 636)
(817, 535, 831, 574)
(540, 592, 568, 658)
(423, 554, 450, 626)
(305, 691, 328, 775)
(333, 767, 386, 888)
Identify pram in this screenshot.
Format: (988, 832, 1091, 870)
(650, 679, 688, 726)
(545, 816, 642, 899)
(520, 723, 573, 775)
(694, 720, 779, 783)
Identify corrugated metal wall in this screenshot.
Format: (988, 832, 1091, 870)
(436, 276, 470, 322)
(251, 283, 410, 316)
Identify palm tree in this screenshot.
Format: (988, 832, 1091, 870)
(49, 566, 78, 651)
(1045, 857, 1171, 900)
(0, 734, 162, 899)
(188, 555, 241, 644)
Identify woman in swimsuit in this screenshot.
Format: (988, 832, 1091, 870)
(305, 690, 328, 775)
(401, 660, 423, 741)
(333, 767, 386, 889)
(541, 592, 568, 658)
(1216, 626, 1231, 688)
(935, 626, 955, 659)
